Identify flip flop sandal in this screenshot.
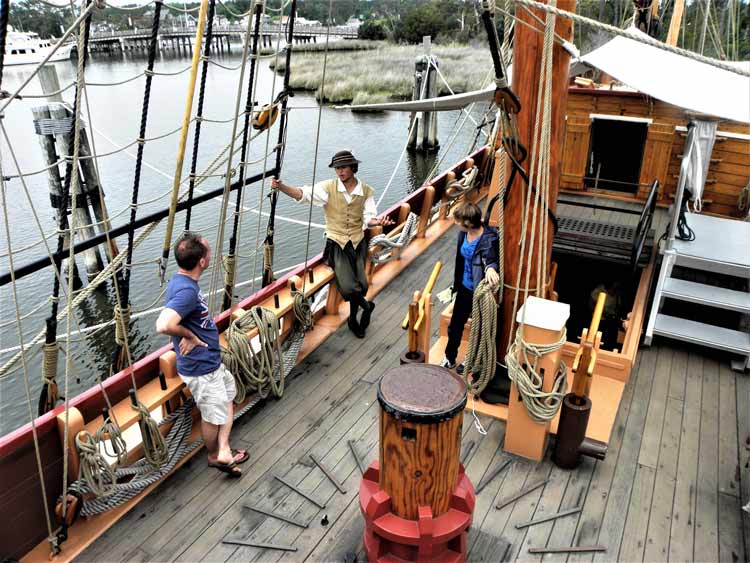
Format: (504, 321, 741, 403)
(208, 461, 242, 478)
(232, 448, 250, 465)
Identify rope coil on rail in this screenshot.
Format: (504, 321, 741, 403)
(75, 431, 116, 498)
(505, 328, 568, 423)
(131, 396, 169, 468)
(95, 413, 128, 467)
(368, 212, 419, 264)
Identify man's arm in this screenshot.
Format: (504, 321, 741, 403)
(156, 308, 208, 355)
(270, 178, 303, 201)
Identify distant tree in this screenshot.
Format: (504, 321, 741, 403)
(394, 0, 464, 43)
(358, 20, 388, 40)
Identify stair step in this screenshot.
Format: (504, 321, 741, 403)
(662, 278, 750, 313)
(653, 314, 750, 355)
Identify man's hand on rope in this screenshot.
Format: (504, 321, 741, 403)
(368, 216, 395, 228)
(485, 267, 500, 289)
(179, 333, 208, 355)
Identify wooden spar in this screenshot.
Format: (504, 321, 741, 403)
(159, 0, 209, 285)
(666, 0, 685, 46)
(495, 0, 576, 389)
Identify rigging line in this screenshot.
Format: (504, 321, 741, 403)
(59, 0, 92, 522)
(510, 0, 750, 76)
(301, 0, 333, 293)
(0, 263, 302, 357)
(250, 9, 287, 293)
(207, 0, 253, 314)
(0, 0, 97, 116)
(184, 0, 217, 231)
(373, 54, 432, 209)
(158, 0, 210, 286)
(260, 0, 296, 288)
(119, 0, 163, 350)
(0, 155, 56, 555)
(222, 0, 266, 312)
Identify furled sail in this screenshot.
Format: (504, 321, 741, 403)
(335, 84, 496, 112)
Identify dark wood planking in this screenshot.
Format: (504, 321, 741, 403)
(718, 363, 740, 498)
(638, 346, 673, 469)
(617, 463, 656, 562)
(736, 372, 750, 560)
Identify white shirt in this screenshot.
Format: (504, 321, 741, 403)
(298, 178, 378, 229)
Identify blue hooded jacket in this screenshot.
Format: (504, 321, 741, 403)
(453, 226, 499, 293)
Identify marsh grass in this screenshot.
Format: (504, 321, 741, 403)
(271, 43, 492, 105)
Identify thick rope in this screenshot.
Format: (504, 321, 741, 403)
(113, 304, 131, 347)
(39, 342, 61, 415)
(463, 280, 499, 396)
(129, 398, 168, 468)
(511, 0, 750, 76)
(368, 212, 419, 264)
(505, 328, 567, 422)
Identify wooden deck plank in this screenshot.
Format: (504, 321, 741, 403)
(718, 492, 745, 563)
(638, 346, 673, 469)
(536, 458, 595, 563)
(667, 348, 688, 402)
(694, 358, 720, 563)
(566, 349, 644, 563)
(617, 463, 655, 562)
(718, 364, 740, 498)
(736, 372, 750, 560)
(643, 396, 682, 561)
(668, 351, 702, 563)
(588, 346, 657, 563)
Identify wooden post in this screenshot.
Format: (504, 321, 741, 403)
(31, 105, 81, 286)
(49, 104, 104, 279)
(666, 0, 685, 45)
(438, 171, 456, 220)
(38, 65, 63, 103)
(495, 0, 576, 391)
(504, 297, 570, 461)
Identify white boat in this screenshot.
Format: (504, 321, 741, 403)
(4, 29, 74, 66)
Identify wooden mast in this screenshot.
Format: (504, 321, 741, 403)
(487, 0, 576, 402)
(666, 0, 685, 45)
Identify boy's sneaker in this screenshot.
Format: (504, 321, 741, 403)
(440, 357, 457, 369)
(456, 363, 465, 375)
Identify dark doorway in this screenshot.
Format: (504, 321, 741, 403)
(585, 118, 648, 193)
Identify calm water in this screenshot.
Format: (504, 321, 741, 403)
(0, 48, 482, 434)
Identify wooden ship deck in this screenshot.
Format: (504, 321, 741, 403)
(77, 230, 749, 563)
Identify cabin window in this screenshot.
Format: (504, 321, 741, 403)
(585, 117, 648, 194)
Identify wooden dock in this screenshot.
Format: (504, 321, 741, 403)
(78, 228, 749, 562)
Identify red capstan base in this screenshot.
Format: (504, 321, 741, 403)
(358, 460, 476, 563)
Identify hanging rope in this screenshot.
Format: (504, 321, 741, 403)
(221, 306, 286, 401)
(184, 0, 217, 231)
(96, 412, 128, 467)
(368, 212, 419, 265)
(38, 341, 61, 415)
(463, 280, 499, 396)
(130, 394, 169, 468)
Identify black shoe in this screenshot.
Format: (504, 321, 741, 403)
(348, 317, 365, 339)
(359, 300, 375, 330)
(456, 363, 465, 375)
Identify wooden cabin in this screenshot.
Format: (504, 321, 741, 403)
(560, 87, 750, 219)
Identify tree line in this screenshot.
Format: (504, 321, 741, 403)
(6, 0, 748, 59)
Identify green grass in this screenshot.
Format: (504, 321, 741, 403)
(271, 43, 493, 105)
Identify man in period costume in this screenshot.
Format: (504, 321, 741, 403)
(271, 150, 392, 338)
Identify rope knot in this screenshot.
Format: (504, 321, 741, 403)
(113, 304, 131, 346)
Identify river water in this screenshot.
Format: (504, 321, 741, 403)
(0, 48, 482, 434)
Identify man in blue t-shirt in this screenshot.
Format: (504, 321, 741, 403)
(156, 232, 247, 477)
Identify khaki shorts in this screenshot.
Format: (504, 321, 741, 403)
(180, 364, 237, 425)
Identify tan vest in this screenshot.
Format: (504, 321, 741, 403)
(322, 179, 374, 248)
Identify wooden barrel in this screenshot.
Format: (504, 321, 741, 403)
(377, 364, 467, 520)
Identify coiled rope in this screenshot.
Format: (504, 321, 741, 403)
(462, 280, 499, 396)
(38, 341, 61, 415)
(75, 431, 116, 498)
(505, 328, 567, 422)
(368, 212, 419, 265)
(96, 412, 128, 467)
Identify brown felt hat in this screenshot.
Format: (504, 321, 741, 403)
(328, 150, 361, 168)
